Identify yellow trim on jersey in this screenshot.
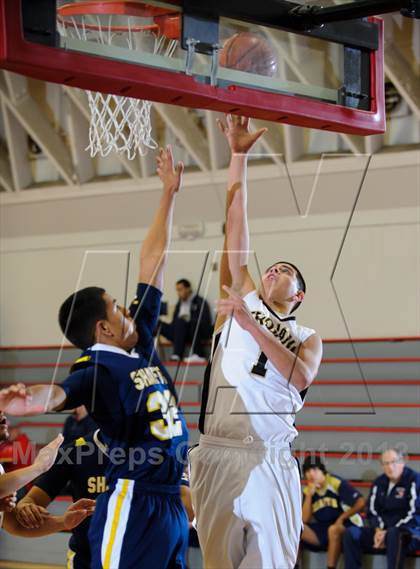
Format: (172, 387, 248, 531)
(74, 355, 91, 364)
(67, 548, 76, 569)
(326, 474, 342, 494)
(103, 479, 130, 569)
(75, 437, 86, 447)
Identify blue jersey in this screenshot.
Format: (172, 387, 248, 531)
(61, 283, 188, 487)
(368, 466, 420, 537)
(304, 473, 363, 527)
(33, 430, 108, 560)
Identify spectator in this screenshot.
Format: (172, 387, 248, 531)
(299, 456, 365, 569)
(343, 448, 420, 569)
(62, 405, 98, 444)
(159, 278, 212, 363)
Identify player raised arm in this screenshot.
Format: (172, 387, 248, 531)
(217, 115, 266, 296)
(138, 146, 184, 291)
(0, 434, 63, 498)
(0, 383, 67, 417)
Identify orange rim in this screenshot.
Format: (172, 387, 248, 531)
(58, 1, 178, 18)
(58, 2, 181, 39)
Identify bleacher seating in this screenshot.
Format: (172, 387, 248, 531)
(0, 337, 419, 568)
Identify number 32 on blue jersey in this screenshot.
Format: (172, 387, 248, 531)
(147, 389, 183, 441)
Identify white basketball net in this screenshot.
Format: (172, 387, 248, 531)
(58, 15, 178, 159)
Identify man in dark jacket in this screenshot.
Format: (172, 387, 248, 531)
(160, 279, 212, 362)
(343, 448, 420, 569)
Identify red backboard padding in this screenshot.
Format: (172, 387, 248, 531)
(0, 0, 385, 135)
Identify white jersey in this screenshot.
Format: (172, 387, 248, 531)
(200, 290, 315, 444)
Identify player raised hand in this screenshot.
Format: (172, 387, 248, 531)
(217, 114, 267, 155)
(217, 285, 256, 332)
(33, 434, 64, 474)
(0, 383, 32, 415)
(156, 145, 184, 194)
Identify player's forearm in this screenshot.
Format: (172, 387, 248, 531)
(139, 190, 176, 288)
(247, 322, 313, 390)
(339, 497, 365, 521)
(219, 155, 240, 294)
(226, 154, 250, 290)
(3, 511, 64, 537)
(0, 465, 47, 499)
(218, 154, 241, 297)
(1, 384, 66, 416)
(302, 494, 313, 523)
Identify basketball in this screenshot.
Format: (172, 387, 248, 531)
(219, 32, 278, 77)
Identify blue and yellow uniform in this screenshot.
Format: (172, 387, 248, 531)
(61, 283, 189, 569)
(344, 466, 420, 569)
(31, 430, 107, 569)
(303, 473, 363, 548)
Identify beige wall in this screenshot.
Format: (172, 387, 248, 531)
(1, 206, 418, 345)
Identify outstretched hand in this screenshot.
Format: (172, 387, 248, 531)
(33, 434, 64, 474)
(63, 498, 96, 530)
(156, 145, 184, 195)
(217, 286, 256, 332)
(217, 115, 267, 155)
(0, 384, 32, 415)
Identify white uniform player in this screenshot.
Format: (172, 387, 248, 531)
(190, 116, 323, 569)
(201, 290, 315, 444)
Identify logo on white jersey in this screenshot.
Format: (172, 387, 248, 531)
(251, 311, 298, 353)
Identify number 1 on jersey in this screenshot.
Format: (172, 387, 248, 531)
(251, 351, 268, 377)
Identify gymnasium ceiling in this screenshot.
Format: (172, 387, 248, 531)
(0, 12, 419, 237)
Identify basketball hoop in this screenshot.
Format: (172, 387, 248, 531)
(57, 2, 181, 159)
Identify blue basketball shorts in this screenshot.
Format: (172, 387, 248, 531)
(89, 479, 189, 569)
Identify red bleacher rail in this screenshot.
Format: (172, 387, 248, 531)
(28, 443, 418, 463)
(144, 423, 419, 432)
(16, 422, 420, 433)
(293, 451, 420, 461)
(2, 380, 419, 387)
(302, 402, 420, 408)
(0, 336, 419, 351)
(314, 379, 420, 385)
(1, 380, 203, 388)
(17, 421, 201, 430)
(180, 401, 420, 408)
(17, 421, 66, 428)
(322, 336, 420, 343)
(1, 357, 420, 369)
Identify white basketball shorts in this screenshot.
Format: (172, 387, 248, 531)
(190, 435, 302, 569)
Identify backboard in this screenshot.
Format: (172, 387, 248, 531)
(0, 0, 386, 135)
